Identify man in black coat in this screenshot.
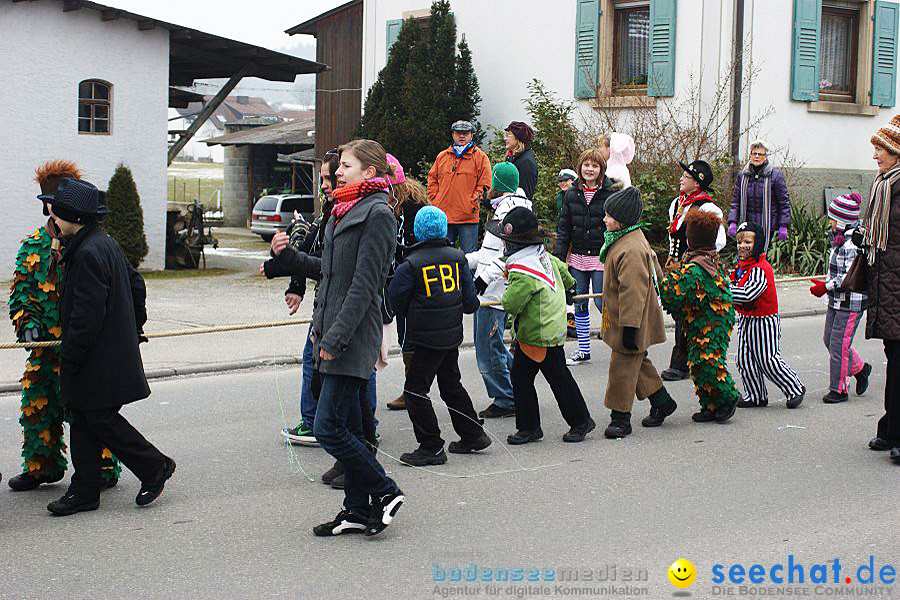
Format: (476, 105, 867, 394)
(39, 178, 174, 516)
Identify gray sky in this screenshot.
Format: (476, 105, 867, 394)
(106, 0, 345, 52)
(108, 0, 349, 106)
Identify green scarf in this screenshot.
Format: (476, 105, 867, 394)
(598, 222, 647, 261)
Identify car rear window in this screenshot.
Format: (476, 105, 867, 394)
(254, 196, 278, 211)
(280, 197, 315, 213)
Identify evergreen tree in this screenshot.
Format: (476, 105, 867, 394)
(356, 0, 482, 178)
(104, 164, 148, 268)
(452, 35, 483, 144)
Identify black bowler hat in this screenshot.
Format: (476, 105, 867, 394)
(38, 177, 109, 223)
(485, 206, 544, 245)
(678, 159, 714, 191)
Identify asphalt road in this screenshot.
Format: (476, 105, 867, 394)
(1, 315, 897, 600)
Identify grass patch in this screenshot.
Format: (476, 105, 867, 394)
(141, 268, 238, 280)
(167, 161, 223, 206)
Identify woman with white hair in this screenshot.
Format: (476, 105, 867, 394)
(727, 139, 792, 251)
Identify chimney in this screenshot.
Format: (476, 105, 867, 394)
(237, 96, 249, 105)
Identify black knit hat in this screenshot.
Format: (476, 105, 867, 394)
(604, 186, 643, 227)
(38, 177, 108, 223)
(485, 206, 544, 245)
(679, 160, 714, 191)
(736, 221, 766, 259)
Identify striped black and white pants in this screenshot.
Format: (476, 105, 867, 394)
(735, 314, 804, 404)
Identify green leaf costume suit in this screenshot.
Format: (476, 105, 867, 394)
(9, 223, 120, 482)
(659, 262, 740, 411)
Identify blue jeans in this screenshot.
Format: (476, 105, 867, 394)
(299, 324, 378, 430)
(447, 223, 479, 254)
(473, 307, 515, 408)
(570, 267, 604, 314)
(313, 374, 398, 515)
(300, 326, 316, 428)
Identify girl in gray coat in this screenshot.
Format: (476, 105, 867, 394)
(271, 139, 405, 536)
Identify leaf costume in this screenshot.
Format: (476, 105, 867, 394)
(9, 222, 120, 482)
(659, 261, 739, 411)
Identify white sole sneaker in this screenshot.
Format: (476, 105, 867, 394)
(283, 431, 319, 447)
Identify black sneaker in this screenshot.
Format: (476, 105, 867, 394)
(891, 447, 900, 464)
(737, 397, 767, 408)
(506, 428, 544, 445)
(8, 470, 64, 491)
(399, 447, 447, 466)
(47, 492, 100, 516)
(603, 421, 632, 439)
(563, 418, 596, 443)
(312, 509, 368, 536)
(330, 473, 345, 490)
(566, 351, 591, 366)
(135, 457, 176, 507)
(692, 409, 716, 422)
(365, 489, 405, 536)
(714, 402, 737, 423)
(822, 390, 849, 404)
(786, 385, 806, 409)
(478, 404, 516, 419)
(321, 461, 344, 485)
(869, 437, 892, 451)
(660, 368, 689, 381)
(448, 433, 492, 454)
(641, 399, 677, 427)
(855, 363, 872, 396)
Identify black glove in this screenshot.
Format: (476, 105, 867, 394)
(565, 286, 575, 305)
(474, 276, 488, 295)
(481, 194, 493, 212)
(137, 328, 149, 344)
(851, 227, 866, 249)
(622, 326, 638, 351)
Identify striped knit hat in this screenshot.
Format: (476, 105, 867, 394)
(828, 192, 862, 226)
(871, 114, 900, 155)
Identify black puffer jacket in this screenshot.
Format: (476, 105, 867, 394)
(866, 177, 900, 341)
(509, 145, 538, 200)
(553, 177, 622, 260)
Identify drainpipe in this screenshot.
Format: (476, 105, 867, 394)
(730, 0, 745, 173)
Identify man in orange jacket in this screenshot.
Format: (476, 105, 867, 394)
(427, 120, 492, 253)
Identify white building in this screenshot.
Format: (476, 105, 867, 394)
(1, 0, 323, 272)
(360, 0, 899, 200)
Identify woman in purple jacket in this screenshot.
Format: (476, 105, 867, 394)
(728, 139, 791, 251)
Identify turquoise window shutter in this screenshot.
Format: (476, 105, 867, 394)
(872, 1, 899, 108)
(790, 0, 822, 101)
(574, 0, 600, 99)
(386, 19, 402, 62)
(648, 0, 677, 97)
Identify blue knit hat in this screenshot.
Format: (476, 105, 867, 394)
(414, 206, 448, 241)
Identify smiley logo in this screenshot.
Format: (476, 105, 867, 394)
(668, 558, 696, 588)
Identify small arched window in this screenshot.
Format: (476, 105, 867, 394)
(78, 80, 111, 134)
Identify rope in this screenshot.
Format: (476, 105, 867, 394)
(0, 276, 824, 351)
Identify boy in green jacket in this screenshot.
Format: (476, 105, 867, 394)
(488, 207, 595, 445)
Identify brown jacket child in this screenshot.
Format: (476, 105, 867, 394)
(599, 187, 677, 438)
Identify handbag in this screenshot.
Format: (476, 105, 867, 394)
(842, 254, 867, 293)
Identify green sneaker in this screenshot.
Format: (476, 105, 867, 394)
(282, 421, 318, 446)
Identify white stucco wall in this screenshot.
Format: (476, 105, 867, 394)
(742, 0, 890, 170)
(363, 0, 577, 133)
(1, 1, 169, 272)
(363, 0, 899, 172)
